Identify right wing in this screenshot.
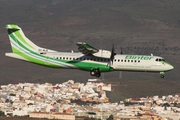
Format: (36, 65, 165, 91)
(76, 42, 99, 55)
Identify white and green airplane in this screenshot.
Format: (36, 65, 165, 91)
(5, 24, 174, 78)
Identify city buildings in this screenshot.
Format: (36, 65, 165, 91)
(0, 79, 179, 120)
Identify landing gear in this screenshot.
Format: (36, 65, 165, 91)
(160, 72, 165, 78)
(90, 69, 101, 78)
(161, 75, 164, 78)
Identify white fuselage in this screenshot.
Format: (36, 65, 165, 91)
(113, 55, 172, 72)
(6, 50, 173, 73)
(42, 52, 173, 72)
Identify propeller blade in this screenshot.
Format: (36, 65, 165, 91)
(109, 44, 116, 66)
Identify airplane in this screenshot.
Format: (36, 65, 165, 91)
(5, 24, 174, 78)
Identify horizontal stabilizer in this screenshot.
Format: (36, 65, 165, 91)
(5, 53, 28, 61)
(76, 42, 99, 55)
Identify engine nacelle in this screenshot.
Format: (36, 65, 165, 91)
(93, 49, 111, 58)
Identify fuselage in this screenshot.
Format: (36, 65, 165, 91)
(43, 52, 174, 73)
(6, 51, 173, 73)
(46, 52, 174, 73)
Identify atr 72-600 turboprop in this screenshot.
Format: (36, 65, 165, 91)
(5, 24, 174, 78)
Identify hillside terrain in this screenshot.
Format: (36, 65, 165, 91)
(0, 0, 179, 100)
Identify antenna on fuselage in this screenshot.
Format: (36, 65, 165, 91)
(120, 47, 123, 54)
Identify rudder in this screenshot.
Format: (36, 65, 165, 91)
(6, 24, 40, 53)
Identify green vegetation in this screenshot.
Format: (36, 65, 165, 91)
(84, 118, 100, 120)
(0, 111, 5, 116)
(107, 114, 113, 120)
(9, 93, 16, 96)
(71, 99, 99, 105)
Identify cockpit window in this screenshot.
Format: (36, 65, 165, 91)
(155, 58, 165, 62)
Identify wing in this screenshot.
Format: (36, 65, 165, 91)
(76, 42, 99, 55)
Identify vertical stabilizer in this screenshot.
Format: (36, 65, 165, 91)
(6, 24, 41, 53)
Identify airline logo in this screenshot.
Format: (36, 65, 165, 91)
(125, 55, 153, 60)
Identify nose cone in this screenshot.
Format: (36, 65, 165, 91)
(163, 62, 174, 71)
(167, 62, 174, 71)
(169, 65, 174, 70)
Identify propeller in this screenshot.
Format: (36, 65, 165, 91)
(108, 44, 116, 66)
(119, 47, 123, 79)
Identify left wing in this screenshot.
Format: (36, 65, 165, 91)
(76, 42, 99, 55)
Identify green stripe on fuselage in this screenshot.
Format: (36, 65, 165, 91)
(67, 60, 113, 72)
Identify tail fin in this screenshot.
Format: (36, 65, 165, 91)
(6, 24, 41, 53)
